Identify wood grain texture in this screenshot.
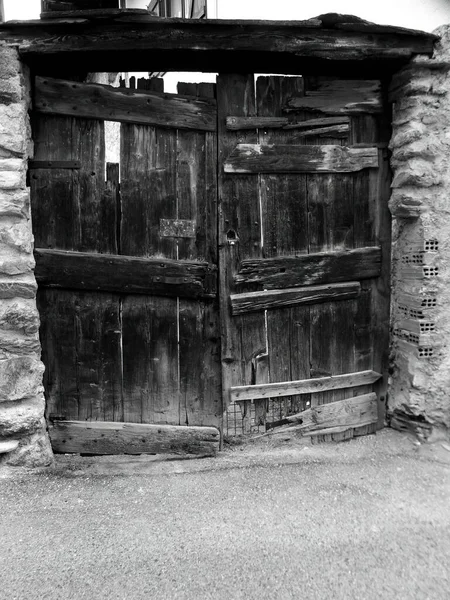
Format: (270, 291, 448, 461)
(7, 18, 435, 70)
(224, 144, 378, 174)
(230, 370, 381, 402)
(48, 420, 220, 456)
(235, 247, 381, 289)
(226, 115, 349, 131)
(256, 75, 308, 420)
(230, 282, 361, 315)
(284, 80, 382, 115)
(285, 393, 378, 430)
(34, 248, 217, 299)
(34, 76, 217, 131)
(217, 73, 266, 419)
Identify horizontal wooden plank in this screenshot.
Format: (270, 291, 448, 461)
(285, 393, 378, 429)
(34, 76, 217, 132)
(230, 281, 361, 315)
(226, 116, 349, 130)
(28, 160, 81, 169)
(235, 247, 381, 290)
(284, 80, 383, 115)
(224, 144, 378, 174)
(34, 248, 217, 299)
(230, 371, 381, 402)
(49, 420, 220, 456)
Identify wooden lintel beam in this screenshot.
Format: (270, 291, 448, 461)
(34, 248, 217, 299)
(230, 281, 361, 315)
(230, 370, 381, 402)
(48, 420, 220, 455)
(235, 246, 381, 289)
(0, 17, 435, 75)
(34, 76, 217, 131)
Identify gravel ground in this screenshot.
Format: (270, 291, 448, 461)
(1, 429, 449, 600)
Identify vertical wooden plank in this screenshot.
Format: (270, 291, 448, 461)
(38, 289, 80, 421)
(179, 300, 221, 426)
(176, 81, 221, 428)
(74, 292, 122, 422)
(351, 98, 392, 432)
(31, 112, 123, 426)
(217, 73, 265, 433)
(302, 77, 356, 426)
(257, 76, 310, 422)
(120, 77, 180, 425)
(121, 296, 179, 424)
(30, 115, 78, 250)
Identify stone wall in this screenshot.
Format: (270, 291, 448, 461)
(388, 25, 450, 440)
(0, 43, 53, 466)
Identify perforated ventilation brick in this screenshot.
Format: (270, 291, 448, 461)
(401, 252, 425, 265)
(424, 239, 439, 252)
(423, 266, 439, 278)
(418, 347, 434, 358)
(419, 322, 436, 333)
(421, 297, 437, 308)
(409, 309, 425, 319)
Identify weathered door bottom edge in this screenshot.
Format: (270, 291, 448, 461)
(48, 421, 220, 457)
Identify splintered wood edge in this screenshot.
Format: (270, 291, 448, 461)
(229, 370, 382, 402)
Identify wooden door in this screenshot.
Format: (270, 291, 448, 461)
(218, 74, 391, 440)
(31, 76, 221, 455)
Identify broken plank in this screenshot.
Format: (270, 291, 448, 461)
(34, 248, 217, 299)
(230, 370, 381, 402)
(224, 144, 378, 174)
(34, 76, 217, 132)
(284, 80, 382, 115)
(48, 420, 220, 456)
(235, 246, 381, 289)
(230, 281, 360, 315)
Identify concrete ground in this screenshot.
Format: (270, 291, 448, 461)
(1, 429, 449, 600)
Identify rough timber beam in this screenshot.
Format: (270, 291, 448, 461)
(0, 12, 437, 76)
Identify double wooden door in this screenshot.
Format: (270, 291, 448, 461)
(30, 72, 390, 451)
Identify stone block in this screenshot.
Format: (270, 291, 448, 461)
(0, 189, 30, 218)
(0, 331, 41, 359)
(389, 125, 426, 149)
(391, 162, 442, 188)
(0, 257, 34, 276)
(0, 356, 44, 403)
(0, 170, 25, 190)
(0, 280, 37, 299)
(0, 44, 21, 81)
(0, 104, 29, 156)
(0, 221, 34, 254)
(0, 396, 45, 436)
(0, 299, 40, 334)
(6, 425, 54, 468)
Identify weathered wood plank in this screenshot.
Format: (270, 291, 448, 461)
(5, 19, 436, 73)
(230, 370, 381, 402)
(34, 76, 217, 131)
(48, 420, 220, 456)
(28, 160, 81, 169)
(34, 248, 217, 299)
(38, 289, 123, 423)
(284, 80, 382, 115)
(226, 115, 349, 131)
(285, 392, 378, 429)
(230, 282, 361, 315)
(217, 73, 266, 427)
(224, 144, 378, 174)
(235, 246, 381, 289)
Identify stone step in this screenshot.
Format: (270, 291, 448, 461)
(0, 440, 19, 454)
